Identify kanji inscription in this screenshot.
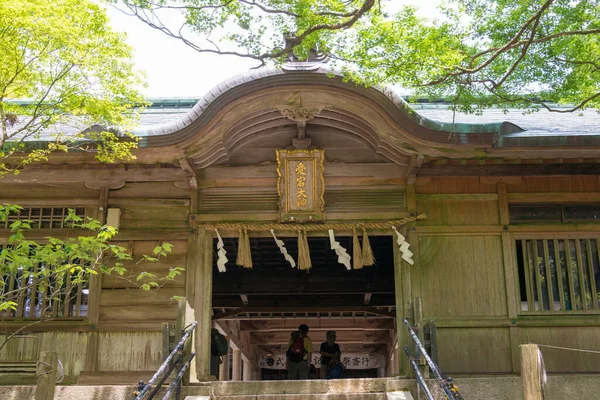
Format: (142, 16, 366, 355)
(276, 149, 325, 222)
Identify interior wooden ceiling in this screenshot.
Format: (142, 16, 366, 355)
(212, 236, 396, 311)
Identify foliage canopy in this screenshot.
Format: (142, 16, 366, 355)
(117, 0, 600, 113)
(0, 0, 146, 176)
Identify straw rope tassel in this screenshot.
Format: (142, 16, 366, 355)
(297, 230, 312, 271)
(236, 228, 253, 269)
(352, 227, 364, 270)
(361, 227, 375, 267)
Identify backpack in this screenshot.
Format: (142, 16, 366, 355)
(287, 333, 306, 362)
(327, 363, 343, 380)
(212, 331, 229, 356)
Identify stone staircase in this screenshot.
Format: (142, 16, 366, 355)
(5, 375, 600, 399)
(196, 378, 415, 400)
(0, 378, 415, 400)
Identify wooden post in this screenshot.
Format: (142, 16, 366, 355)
(232, 349, 242, 381)
(83, 188, 106, 372)
(187, 228, 214, 380)
(219, 341, 230, 381)
(413, 297, 429, 379)
(242, 358, 252, 381)
(498, 182, 522, 374)
(35, 351, 57, 400)
(521, 344, 543, 400)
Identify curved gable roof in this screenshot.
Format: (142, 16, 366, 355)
(136, 66, 523, 149)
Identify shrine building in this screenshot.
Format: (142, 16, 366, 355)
(2, 62, 600, 398)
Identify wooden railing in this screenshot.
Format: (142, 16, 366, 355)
(1, 267, 88, 319)
(518, 238, 600, 313)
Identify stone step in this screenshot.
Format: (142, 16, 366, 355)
(210, 378, 401, 396)
(206, 394, 390, 400)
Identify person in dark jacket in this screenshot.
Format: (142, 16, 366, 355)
(320, 330, 341, 379)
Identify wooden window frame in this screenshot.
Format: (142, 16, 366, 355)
(510, 203, 600, 224)
(2, 206, 87, 230)
(515, 237, 600, 315)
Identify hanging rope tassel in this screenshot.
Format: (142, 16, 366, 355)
(297, 230, 312, 271)
(352, 227, 364, 270)
(361, 227, 375, 267)
(236, 228, 253, 269)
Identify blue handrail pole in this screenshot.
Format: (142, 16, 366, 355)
(135, 321, 198, 400)
(162, 353, 196, 400)
(404, 347, 434, 400)
(403, 318, 460, 400)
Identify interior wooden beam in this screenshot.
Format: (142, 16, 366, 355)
(250, 330, 391, 345)
(212, 307, 397, 320)
(239, 319, 394, 332)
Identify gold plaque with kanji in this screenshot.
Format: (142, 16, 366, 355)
(276, 149, 325, 222)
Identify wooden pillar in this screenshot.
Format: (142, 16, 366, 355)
(521, 344, 543, 400)
(498, 182, 521, 373)
(232, 349, 242, 381)
(35, 351, 57, 400)
(219, 342, 230, 381)
(393, 238, 413, 376)
(243, 359, 252, 381)
(84, 187, 109, 372)
(187, 228, 214, 380)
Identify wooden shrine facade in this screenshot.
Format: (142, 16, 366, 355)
(1, 66, 600, 383)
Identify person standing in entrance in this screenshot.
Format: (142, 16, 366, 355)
(287, 324, 312, 380)
(320, 330, 341, 379)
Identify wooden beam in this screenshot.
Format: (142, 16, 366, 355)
(508, 192, 600, 204)
(179, 157, 199, 190)
(250, 330, 391, 345)
(0, 228, 190, 242)
(406, 155, 425, 184)
(420, 163, 600, 177)
(416, 225, 503, 235)
(0, 166, 187, 184)
(213, 307, 396, 320)
(239, 319, 394, 332)
(416, 193, 499, 201)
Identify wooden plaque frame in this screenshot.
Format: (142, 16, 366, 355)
(276, 149, 325, 223)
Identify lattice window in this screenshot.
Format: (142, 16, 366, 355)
(0, 246, 88, 319)
(510, 204, 600, 223)
(516, 239, 600, 313)
(2, 207, 86, 229)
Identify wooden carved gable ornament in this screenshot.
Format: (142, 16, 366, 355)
(276, 149, 325, 223)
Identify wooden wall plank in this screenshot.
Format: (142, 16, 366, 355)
(417, 199, 500, 226)
(99, 304, 178, 322)
(96, 332, 163, 371)
(100, 288, 184, 307)
(418, 236, 507, 318)
(519, 327, 600, 372)
(436, 328, 512, 373)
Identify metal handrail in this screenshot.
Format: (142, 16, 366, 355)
(135, 321, 198, 400)
(161, 353, 196, 400)
(404, 347, 434, 400)
(403, 318, 464, 400)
